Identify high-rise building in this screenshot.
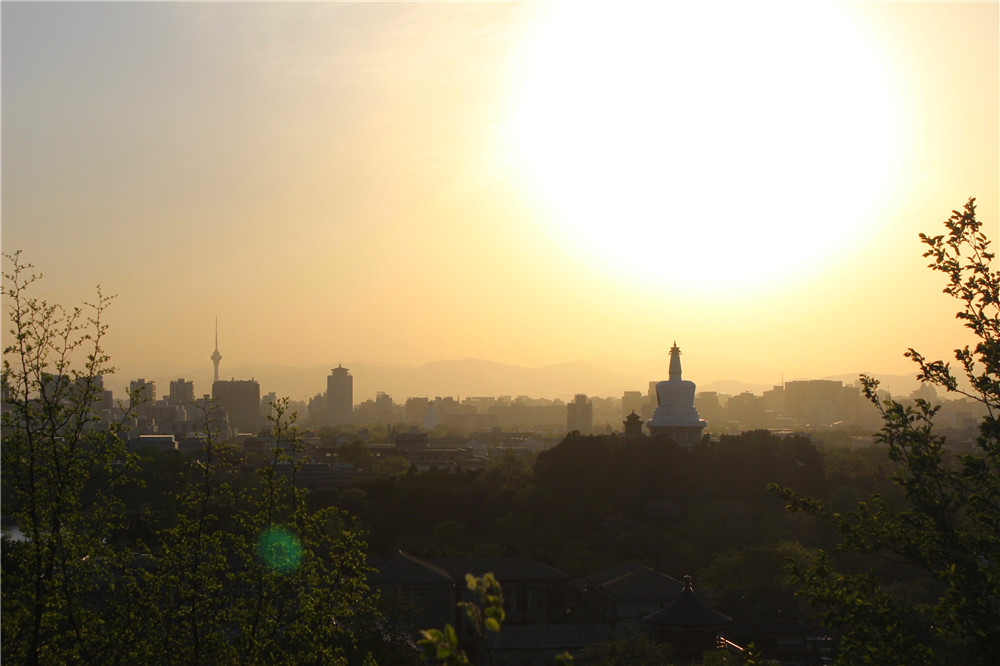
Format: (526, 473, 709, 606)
(88, 375, 114, 415)
(405, 397, 430, 424)
(261, 392, 278, 424)
(213, 379, 261, 434)
(130, 378, 156, 403)
(764, 379, 862, 427)
(622, 390, 646, 419)
(129, 378, 157, 421)
(327, 365, 353, 425)
(168, 378, 195, 405)
(567, 394, 594, 434)
(375, 392, 394, 424)
(694, 391, 724, 424)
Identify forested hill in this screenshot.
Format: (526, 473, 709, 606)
(346, 432, 828, 573)
(84, 429, 904, 632)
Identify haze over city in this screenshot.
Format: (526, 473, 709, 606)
(3, 2, 997, 402)
(5, 5, 1000, 663)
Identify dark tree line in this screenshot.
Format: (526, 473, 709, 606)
(334, 428, 838, 621)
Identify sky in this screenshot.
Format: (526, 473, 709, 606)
(2, 1, 998, 401)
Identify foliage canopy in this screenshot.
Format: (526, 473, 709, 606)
(771, 198, 1000, 664)
(1, 252, 402, 665)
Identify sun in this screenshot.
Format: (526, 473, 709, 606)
(506, 3, 902, 297)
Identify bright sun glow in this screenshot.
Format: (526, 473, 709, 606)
(507, 3, 902, 296)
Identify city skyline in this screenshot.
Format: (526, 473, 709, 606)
(100, 345, 932, 407)
(2, 2, 997, 398)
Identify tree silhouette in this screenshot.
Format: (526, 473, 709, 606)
(772, 199, 1000, 664)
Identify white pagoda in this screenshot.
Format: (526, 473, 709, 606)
(646, 342, 707, 445)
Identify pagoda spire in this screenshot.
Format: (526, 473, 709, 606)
(668, 341, 682, 381)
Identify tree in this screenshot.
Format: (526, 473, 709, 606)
(116, 397, 387, 665)
(771, 198, 1000, 664)
(115, 398, 238, 664)
(374, 454, 411, 477)
(698, 541, 813, 624)
(419, 572, 506, 666)
(581, 630, 672, 666)
(1, 253, 402, 664)
(419, 573, 573, 666)
(224, 398, 386, 664)
(336, 438, 374, 471)
(1, 251, 138, 665)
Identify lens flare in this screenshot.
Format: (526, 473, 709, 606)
(257, 526, 303, 573)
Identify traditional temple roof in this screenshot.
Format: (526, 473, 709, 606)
(644, 576, 732, 628)
(623, 410, 644, 437)
(582, 560, 683, 600)
(370, 551, 454, 586)
(371, 553, 571, 586)
(428, 557, 571, 583)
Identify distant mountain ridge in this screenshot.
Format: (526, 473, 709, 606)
(109, 358, 927, 404)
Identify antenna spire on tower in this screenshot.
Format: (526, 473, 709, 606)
(211, 317, 222, 384)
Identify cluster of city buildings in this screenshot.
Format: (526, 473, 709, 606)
(94, 342, 711, 447)
(25, 332, 983, 455)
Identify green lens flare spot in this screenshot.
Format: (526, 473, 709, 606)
(257, 526, 302, 573)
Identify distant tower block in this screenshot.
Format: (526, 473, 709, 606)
(327, 365, 353, 425)
(211, 318, 222, 384)
(168, 378, 195, 405)
(646, 342, 707, 445)
(567, 394, 593, 434)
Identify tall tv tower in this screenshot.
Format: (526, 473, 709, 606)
(211, 317, 222, 384)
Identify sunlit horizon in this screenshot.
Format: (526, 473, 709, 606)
(2, 2, 997, 402)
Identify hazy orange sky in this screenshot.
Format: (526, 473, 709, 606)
(2, 2, 997, 401)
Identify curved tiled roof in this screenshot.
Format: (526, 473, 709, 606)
(370, 551, 454, 586)
(584, 560, 683, 599)
(644, 576, 732, 628)
(428, 557, 570, 582)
